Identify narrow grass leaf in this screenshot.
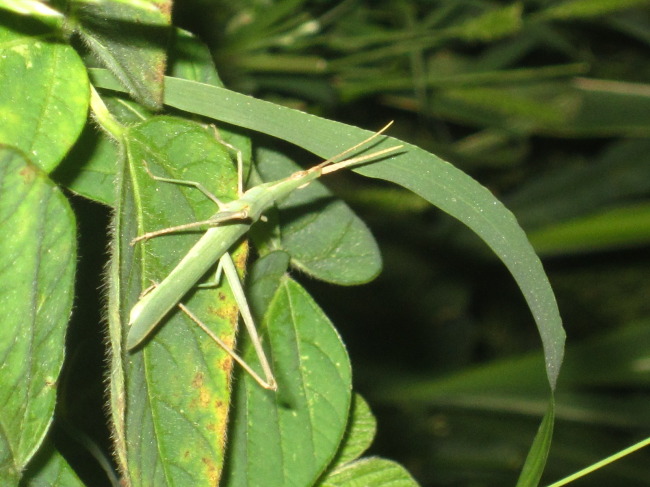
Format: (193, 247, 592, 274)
(447, 3, 522, 42)
(245, 250, 291, 319)
(538, 0, 650, 20)
(506, 139, 650, 230)
(529, 202, 650, 256)
(515, 400, 555, 487)
(429, 81, 650, 137)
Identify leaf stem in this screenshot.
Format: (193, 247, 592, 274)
(90, 85, 124, 140)
(545, 436, 650, 487)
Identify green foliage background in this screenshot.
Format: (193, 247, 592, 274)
(0, 0, 648, 486)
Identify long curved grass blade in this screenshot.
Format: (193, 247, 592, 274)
(516, 400, 555, 487)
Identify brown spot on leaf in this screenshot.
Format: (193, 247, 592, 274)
(19, 165, 37, 183)
(189, 385, 211, 410)
(201, 457, 220, 486)
(233, 245, 249, 272)
(214, 303, 238, 323)
(219, 358, 233, 372)
(153, 58, 166, 85)
(192, 372, 204, 388)
(157, 0, 172, 18)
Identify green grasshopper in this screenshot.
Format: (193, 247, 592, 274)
(127, 122, 402, 390)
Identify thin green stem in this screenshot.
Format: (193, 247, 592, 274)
(90, 85, 125, 140)
(545, 437, 650, 487)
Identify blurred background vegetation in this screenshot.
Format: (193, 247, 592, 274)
(64, 1, 650, 486)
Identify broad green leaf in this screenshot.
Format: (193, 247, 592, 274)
(0, 17, 89, 172)
(71, 0, 171, 110)
(168, 28, 223, 87)
(224, 276, 352, 487)
(326, 394, 377, 469)
(104, 96, 153, 123)
(515, 401, 555, 487)
(255, 146, 382, 285)
(0, 0, 62, 19)
(319, 457, 420, 487)
(54, 90, 153, 206)
(108, 116, 243, 486)
(54, 93, 152, 207)
(52, 124, 118, 206)
(21, 441, 85, 487)
(91, 68, 565, 389)
(245, 249, 291, 319)
(53, 95, 157, 206)
(0, 147, 76, 484)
